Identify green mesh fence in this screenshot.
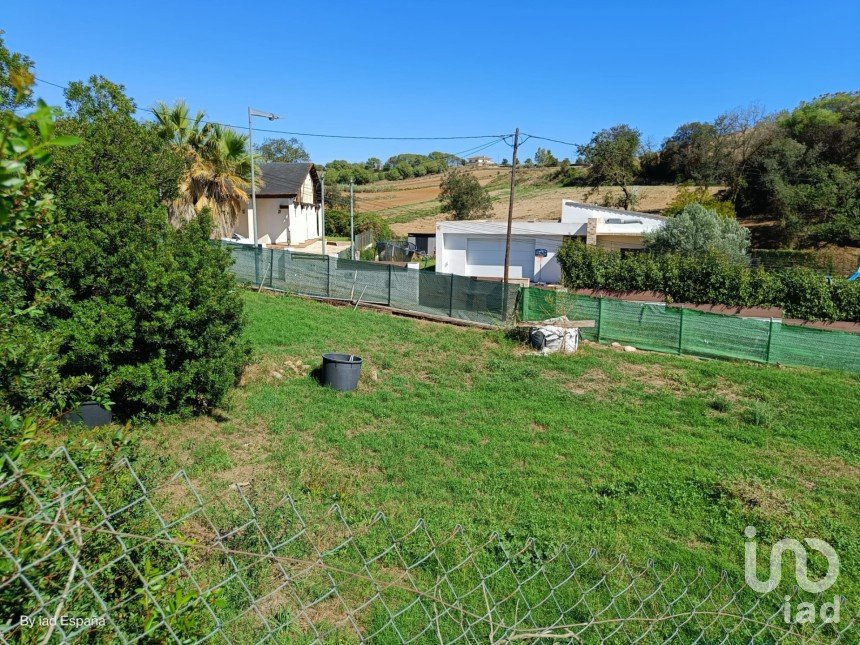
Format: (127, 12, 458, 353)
(522, 287, 860, 373)
(222, 243, 519, 325)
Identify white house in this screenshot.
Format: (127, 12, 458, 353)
(434, 201, 666, 284)
(234, 162, 322, 247)
(466, 155, 495, 166)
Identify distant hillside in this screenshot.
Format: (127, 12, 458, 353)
(352, 168, 709, 236)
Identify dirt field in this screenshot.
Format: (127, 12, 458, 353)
(357, 167, 718, 235)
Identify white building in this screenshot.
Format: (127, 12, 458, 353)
(466, 155, 495, 166)
(434, 201, 666, 284)
(234, 162, 322, 247)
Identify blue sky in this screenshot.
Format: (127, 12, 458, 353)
(5, 1, 859, 164)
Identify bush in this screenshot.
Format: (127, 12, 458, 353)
(324, 209, 393, 241)
(556, 240, 858, 321)
(663, 186, 736, 218)
(46, 80, 249, 419)
(645, 203, 750, 264)
(1, 84, 86, 416)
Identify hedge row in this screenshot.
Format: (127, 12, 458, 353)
(556, 241, 860, 322)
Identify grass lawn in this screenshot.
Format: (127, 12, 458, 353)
(144, 291, 860, 622)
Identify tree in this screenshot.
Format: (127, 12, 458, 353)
(500, 158, 510, 166)
(577, 125, 642, 209)
(152, 99, 253, 236)
(645, 203, 750, 263)
(1, 79, 80, 417)
(534, 147, 558, 167)
(734, 94, 860, 246)
(659, 121, 727, 186)
(0, 30, 34, 111)
(365, 157, 381, 171)
(439, 170, 492, 221)
(255, 137, 309, 163)
(46, 79, 249, 418)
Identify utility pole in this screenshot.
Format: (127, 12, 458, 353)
(503, 128, 520, 286)
(320, 174, 326, 254)
(247, 107, 280, 247)
(349, 179, 355, 260)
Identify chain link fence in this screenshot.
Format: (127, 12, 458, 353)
(1, 446, 856, 643)
(224, 243, 519, 326)
(522, 289, 860, 373)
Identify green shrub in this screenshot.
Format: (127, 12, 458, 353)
(324, 209, 393, 241)
(830, 280, 860, 321)
(773, 267, 837, 320)
(1, 79, 85, 416)
(46, 79, 249, 419)
(555, 240, 858, 322)
(663, 186, 737, 219)
(644, 203, 750, 264)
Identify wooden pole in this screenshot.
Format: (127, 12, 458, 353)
(503, 128, 520, 287)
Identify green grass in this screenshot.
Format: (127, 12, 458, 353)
(144, 291, 860, 631)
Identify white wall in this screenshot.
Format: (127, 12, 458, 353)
(233, 198, 321, 245)
(561, 201, 664, 234)
(437, 232, 563, 283)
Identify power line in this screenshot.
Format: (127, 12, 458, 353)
(522, 133, 580, 148)
(34, 76, 510, 142)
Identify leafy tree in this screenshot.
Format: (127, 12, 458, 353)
(439, 170, 492, 221)
(500, 158, 510, 166)
(46, 79, 249, 418)
(255, 136, 309, 163)
(735, 93, 860, 246)
(0, 30, 34, 111)
(645, 203, 750, 263)
(1, 81, 80, 417)
(152, 99, 253, 236)
(577, 125, 642, 209)
(659, 121, 727, 186)
(365, 157, 381, 171)
(533, 147, 558, 167)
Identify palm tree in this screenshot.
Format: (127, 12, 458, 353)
(152, 101, 255, 237)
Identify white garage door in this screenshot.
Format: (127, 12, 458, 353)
(466, 238, 534, 279)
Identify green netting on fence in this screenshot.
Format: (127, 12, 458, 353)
(222, 243, 518, 325)
(682, 309, 772, 363)
(521, 287, 860, 373)
(772, 324, 860, 372)
(600, 298, 681, 353)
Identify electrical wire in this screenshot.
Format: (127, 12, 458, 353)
(522, 133, 580, 148)
(34, 77, 510, 142)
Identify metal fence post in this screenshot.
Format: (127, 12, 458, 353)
(597, 297, 604, 343)
(388, 264, 393, 307)
(765, 317, 775, 364)
(269, 248, 274, 288)
(448, 273, 455, 318)
(677, 306, 685, 355)
(327, 255, 332, 298)
(522, 286, 530, 321)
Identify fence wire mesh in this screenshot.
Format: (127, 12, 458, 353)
(522, 289, 860, 373)
(1, 447, 855, 643)
(223, 243, 519, 326)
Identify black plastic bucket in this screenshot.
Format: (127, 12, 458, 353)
(62, 401, 113, 428)
(321, 353, 362, 391)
